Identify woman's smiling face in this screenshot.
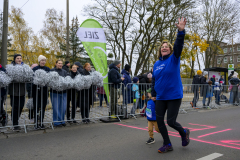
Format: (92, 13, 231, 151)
(161, 43, 171, 57)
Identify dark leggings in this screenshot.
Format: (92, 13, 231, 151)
(156, 99, 186, 145)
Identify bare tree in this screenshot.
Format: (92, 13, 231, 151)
(83, 0, 195, 75)
(200, 0, 240, 68)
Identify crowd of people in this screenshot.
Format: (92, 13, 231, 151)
(190, 69, 240, 109)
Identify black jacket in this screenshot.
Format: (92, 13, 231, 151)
(31, 65, 51, 98)
(74, 62, 84, 74)
(0, 65, 7, 97)
(108, 63, 122, 89)
(8, 62, 26, 96)
(80, 69, 93, 105)
(62, 65, 69, 72)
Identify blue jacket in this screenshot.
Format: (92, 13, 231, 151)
(121, 69, 131, 89)
(0, 65, 7, 97)
(146, 99, 156, 121)
(108, 63, 122, 89)
(132, 84, 140, 99)
(151, 30, 185, 100)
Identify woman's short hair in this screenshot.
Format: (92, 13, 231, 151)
(83, 63, 91, 69)
(158, 40, 173, 58)
(56, 60, 62, 64)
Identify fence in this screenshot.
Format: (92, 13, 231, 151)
(0, 82, 237, 133)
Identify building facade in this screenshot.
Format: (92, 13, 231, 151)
(213, 43, 240, 68)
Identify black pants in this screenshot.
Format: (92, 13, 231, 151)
(66, 89, 77, 120)
(156, 99, 186, 145)
(232, 91, 239, 104)
(79, 91, 90, 119)
(98, 94, 108, 106)
(192, 90, 199, 107)
(0, 96, 5, 115)
(32, 85, 48, 125)
(10, 96, 25, 126)
(110, 87, 118, 115)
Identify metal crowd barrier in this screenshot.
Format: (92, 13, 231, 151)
(0, 82, 238, 133)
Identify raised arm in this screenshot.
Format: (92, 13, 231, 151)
(174, 17, 187, 58)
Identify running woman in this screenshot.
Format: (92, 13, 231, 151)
(151, 17, 190, 153)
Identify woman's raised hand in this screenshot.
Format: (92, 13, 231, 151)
(175, 17, 187, 31)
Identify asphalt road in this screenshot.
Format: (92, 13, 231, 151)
(0, 106, 240, 160)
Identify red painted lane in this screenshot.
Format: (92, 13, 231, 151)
(115, 123, 240, 150)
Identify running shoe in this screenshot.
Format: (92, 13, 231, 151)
(182, 128, 190, 147)
(146, 138, 155, 144)
(158, 144, 173, 153)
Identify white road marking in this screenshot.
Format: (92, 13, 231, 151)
(196, 153, 223, 160)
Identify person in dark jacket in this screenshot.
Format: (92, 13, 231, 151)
(200, 71, 209, 106)
(190, 70, 202, 108)
(8, 54, 26, 131)
(151, 18, 190, 153)
(108, 60, 124, 118)
(121, 64, 132, 105)
(62, 61, 70, 72)
(32, 55, 50, 129)
(79, 63, 94, 123)
(66, 64, 79, 123)
(0, 64, 7, 126)
(50, 60, 68, 127)
(210, 75, 216, 85)
(74, 61, 84, 74)
(26, 63, 38, 124)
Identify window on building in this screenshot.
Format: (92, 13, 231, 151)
(217, 58, 221, 64)
(230, 48, 234, 52)
(230, 56, 233, 63)
(224, 48, 227, 53)
(224, 57, 228, 63)
(238, 56, 240, 62)
(238, 46, 240, 51)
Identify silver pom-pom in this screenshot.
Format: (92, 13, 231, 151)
(47, 71, 60, 91)
(91, 71, 104, 87)
(26, 98, 34, 110)
(0, 71, 12, 88)
(6, 64, 33, 82)
(82, 75, 92, 89)
(33, 69, 49, 86)
(73, 75, 84, 91)
(64, 76, 74, 89)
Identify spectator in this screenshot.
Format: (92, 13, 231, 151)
(79, 63, 94, 123)
(214, 82, 221, 105)
(62, 61, 70, 72)
(26, 63, 38, 124)
(121, 64, 132, 104)
(210, 75, 216, 85)
(97, 86, 109, 108)
(50, 60, 68, 127)
(0, 64, 7, 126)
(200, 71, 208, 106)
(74, 61, 84, 74)
(66, 64, 79, 123)
(138, 71, 153, 109)
(8, 54, 26, 131)
(206, 81, 213, 106)
(108, 59, 124, 118)
(219, 75, 224, 85)
(190, 70, 202, 109)
(32, 55, 50, 129)
(130, 77, 140, 115)
(229, 74, 239, 106)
